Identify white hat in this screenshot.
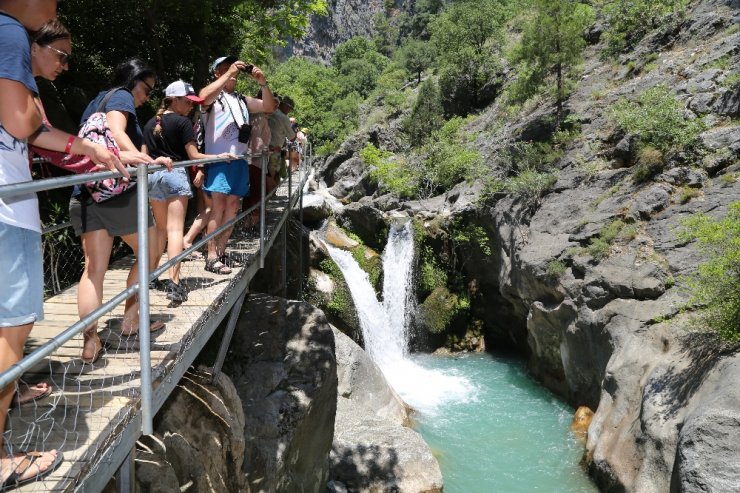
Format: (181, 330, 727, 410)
(165, 80, 204, 104)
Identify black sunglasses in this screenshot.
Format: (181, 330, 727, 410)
(140, 79, 155, 96)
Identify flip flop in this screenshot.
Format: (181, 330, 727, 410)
(120, 319, 166, 338)
(0, 451, 63, 490)
(13, 382, 52, 406)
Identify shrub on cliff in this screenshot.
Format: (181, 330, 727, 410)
(679, 202, 740, 343)
(611, 85, 704, 153)
(600, 0, 687, 57)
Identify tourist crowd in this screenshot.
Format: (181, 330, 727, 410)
(0, 1, 306, 488)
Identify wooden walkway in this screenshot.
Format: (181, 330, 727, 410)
(6, 170, 304, 492)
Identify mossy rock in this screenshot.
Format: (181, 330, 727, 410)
(418, 286, 469, 335)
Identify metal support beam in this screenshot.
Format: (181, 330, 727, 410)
(281, 220, 288, 299)
(136, 166, 153, 436)
(115, 446, 135, 493)
(211, 288, 248, 382)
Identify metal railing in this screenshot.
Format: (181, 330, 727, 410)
(0, 141, 312, 489)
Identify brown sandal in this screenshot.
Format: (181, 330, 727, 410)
(204, 258, 232, 275)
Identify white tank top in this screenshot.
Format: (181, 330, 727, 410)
(204, 91, 249, 156)
(0, 122, 39, 232)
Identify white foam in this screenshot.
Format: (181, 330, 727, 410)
(327, 223, 473, 415)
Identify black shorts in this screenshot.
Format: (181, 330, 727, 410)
(69, 188, 154, 237)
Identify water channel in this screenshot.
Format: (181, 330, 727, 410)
(327, 223, 597, 492)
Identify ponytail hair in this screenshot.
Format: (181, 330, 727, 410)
(112, 58, 156, 91)
(153, 96, 175, 138)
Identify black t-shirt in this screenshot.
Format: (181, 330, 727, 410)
(142, 113, 196, 162)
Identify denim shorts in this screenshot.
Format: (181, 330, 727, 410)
(0, 222, 44, 327)
(149, 168, 193, 201)
(204, 159, 250, 197)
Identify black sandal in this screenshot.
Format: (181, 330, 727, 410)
(219, 255, 243, 268)
(205, 258, 232, 275)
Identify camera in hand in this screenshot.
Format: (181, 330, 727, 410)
(237, 123, 252, 144)
(239, 64, 254, 74)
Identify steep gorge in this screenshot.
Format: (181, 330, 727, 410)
(303, 0, 740, 491)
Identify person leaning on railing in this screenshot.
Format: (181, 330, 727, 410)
(0, 1, 71, 488)
(267, 96, 296, 182)
(142, 80, 237, 302)
(69, 58, 172, 364)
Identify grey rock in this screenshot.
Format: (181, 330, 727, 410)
(373, 193, 402, 211)
(301, 194, 334, 224)
(673, 354, 740, 493)
(138, 368, 250, 492)
(230, 295, 337, 493)
(632, 185, 672, 219)
(333, 327, 409, 426)
(331, 328, 443, 493)
(699, 126, 740, 154)
(687, 92, 717, 114)
(657, 166, 707, 187)
(337, 202, 388, 250)
(713, 87, 740, 116)
(613, 133, 637, 166)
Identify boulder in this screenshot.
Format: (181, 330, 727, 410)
(136, 368, 250, 492)
(632, 184, 672, 219)
(337, 202, 388, 250)
(673, 354, 740, 492)
(331, 328, 444, 493)
(326, 221, 360, 249)
(228, 295, 337, 493)
(300, 193, 335, 224)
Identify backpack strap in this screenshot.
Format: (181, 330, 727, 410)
(94, 86, 127, 114)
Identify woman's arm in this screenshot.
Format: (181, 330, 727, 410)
(29, 124, 129, 179)
(184, 141, 237, 188)
(0, 79, 43, 139)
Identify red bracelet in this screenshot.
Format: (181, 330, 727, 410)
(64, 135, 76, 154)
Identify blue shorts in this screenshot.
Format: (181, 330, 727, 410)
(0, 222, 44, 327)
(203, 159, 250, 197)
(149, 168, 193, 201)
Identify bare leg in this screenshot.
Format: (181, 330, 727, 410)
(0, 324, 59, 483)
(184, 188, 210, 250)
(120, 226, 157, 334)
(149, 199, 169, 273)
(215, 195, 241, 257)
(78, 230, 114, 361)
(206, 192, 228, 262)
(165, 197, 187, 284)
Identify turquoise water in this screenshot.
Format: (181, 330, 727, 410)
(410, 352, 598, 493)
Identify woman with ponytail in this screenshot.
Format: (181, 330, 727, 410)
(142, 80, 236, 302)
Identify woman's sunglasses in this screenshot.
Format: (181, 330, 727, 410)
(140, 79, 155, 96)
(44, 45, 71, 65)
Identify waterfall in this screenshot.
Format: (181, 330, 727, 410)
(327, 222, 472, 413)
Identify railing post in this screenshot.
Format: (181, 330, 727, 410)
(115, 446, 136, 493)
(260, 148, 267, 268)
(211, 288, 248, 382)
(298, 165, 304, 301)
(136, 165, 153, 435)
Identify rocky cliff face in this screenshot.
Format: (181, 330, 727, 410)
(307, 0, 740, 490)
(281, 0, 408, 63)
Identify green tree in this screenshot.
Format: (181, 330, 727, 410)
(404, 78, 444, 143)
(396, 39, 434, 84)
(429, 0, 506, 116)
(679, 202, 740, 342)
(510, 0, 594, 125)
(270, 57, 358, 154)
(57, 0, 326, 117)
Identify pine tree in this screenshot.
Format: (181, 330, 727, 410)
(511, 0, 594, 125)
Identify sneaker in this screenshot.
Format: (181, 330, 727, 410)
(163, 279, 188, 302)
